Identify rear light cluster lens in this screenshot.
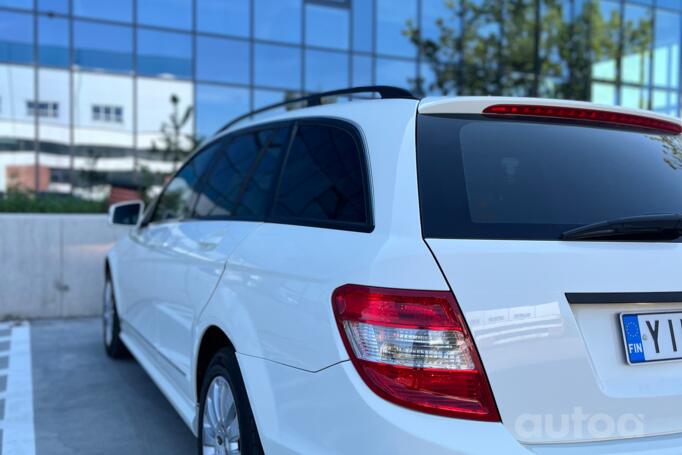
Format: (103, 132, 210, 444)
(332, 285, 500, 421)
(483, 104, 682, 134)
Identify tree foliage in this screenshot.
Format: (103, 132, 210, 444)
(404, 0, 652, 102)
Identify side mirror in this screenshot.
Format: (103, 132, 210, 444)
(108, 200, 145, 226)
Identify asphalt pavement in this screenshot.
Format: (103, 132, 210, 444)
(0, 318, 195, 455)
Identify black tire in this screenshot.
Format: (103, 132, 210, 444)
(197, 348, 264, 455)
(103, 274, 129, 359)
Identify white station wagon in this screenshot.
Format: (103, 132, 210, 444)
(104, 86, 682, 454)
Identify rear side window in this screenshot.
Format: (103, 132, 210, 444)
(194, 127, 290, 220)
(417, 114, 682, 240)
(272, 123, 371, 231)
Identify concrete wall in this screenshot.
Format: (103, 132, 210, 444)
(0, 214, 129, 320)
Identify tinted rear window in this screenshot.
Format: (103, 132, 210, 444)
(417, 114, 682, 240)
(272, 124, 371, 230)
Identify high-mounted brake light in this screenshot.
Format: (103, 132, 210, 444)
(332, 285, 500, 421)
(483, 104, 682, 134)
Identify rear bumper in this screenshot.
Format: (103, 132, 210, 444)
(238, 353, 682, 454)
(237, 353, 526, 454)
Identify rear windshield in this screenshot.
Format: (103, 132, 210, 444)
(417, 114, 682, 240)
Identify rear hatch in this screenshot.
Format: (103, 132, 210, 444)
(416, 98, 682, 445)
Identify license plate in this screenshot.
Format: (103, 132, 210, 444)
(621, 311, 682, 364)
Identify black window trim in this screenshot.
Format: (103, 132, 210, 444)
(266, 117, 375, 234)
(141, 116, 375, 234)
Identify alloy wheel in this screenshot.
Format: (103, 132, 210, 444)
(202, 376, 241, 455)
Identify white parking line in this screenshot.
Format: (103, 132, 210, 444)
(1, 323, 35, 455)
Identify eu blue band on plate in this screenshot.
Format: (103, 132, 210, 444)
(622, 314, 645, 363)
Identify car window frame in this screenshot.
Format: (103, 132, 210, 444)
(267, 117, 375, 233)
(141, 116, 375, 233)
(140, 135, 230, 228)
(191, 121, 296, 223)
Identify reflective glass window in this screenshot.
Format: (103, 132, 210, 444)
(654, 10, 680, 89)
(421, 0, 455, 42)
(0, 0, 31, 9)
(195, 127, 291, 220)
(376, 0, 417, 57)
(658, 0, 682, 10)
(196, 36, 249, 85)
(0, 11, 33, 64)
(72, 73, 134, 201)
(254, 43, 301, 90)
(376, 58, 416, 88)
(305, 50, 349, 91)
(273, 124, 369, 228)
(622, 4, 652, 85)
(252, 89, 305, 120)
(352, 54, 373, 86)
(591, 82, 616, 105)
(74, 21, 133, 73)
(73, 0, 133, 23)
(136, 79, 193, 155)
(39, 16, 69, 68)
(138, 29, 192, 79)
(151, 141, 224, 223)
(0, 65, 35, 158)
(138, 0, 192, 30)
(197, 0, 250, 37)
(196, 84, 249, 139)
(38, 69, 71, 189)
(420, 62, 441, 95)
(653, 89, 678, 116)
(254, 0, 302, 44)
(591, 0, 620, 81)
(620, 85, 649, 110)
(38, 0, 68, 14)
(305, 4, 349, 50)
(254, 89, 287, 110)
(352, 0, 372, 52)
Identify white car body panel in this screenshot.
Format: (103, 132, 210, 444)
(105, 95, 682, 453)
(427, 239, 682, 444)
(237, 354, 528, 454)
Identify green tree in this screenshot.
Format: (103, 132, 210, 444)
(404, 0, 652, 103)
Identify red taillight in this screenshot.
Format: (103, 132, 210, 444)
(332, 284, 500, 421)
(483, 104, 682, 134)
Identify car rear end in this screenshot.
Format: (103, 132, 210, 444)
(407, 97, 682, 451)
(240, 96, 682, 454)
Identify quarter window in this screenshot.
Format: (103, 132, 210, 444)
(194, 127, 290, 220)
(150, 139, 224, 223)
(272, 124, 370, 229)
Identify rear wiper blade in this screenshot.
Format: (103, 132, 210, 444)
(561, 214, 682, 241)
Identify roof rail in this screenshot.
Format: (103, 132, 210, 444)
(217, 85, 417, 133)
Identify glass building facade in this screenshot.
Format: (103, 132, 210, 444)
(0, 0, 681, 206)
